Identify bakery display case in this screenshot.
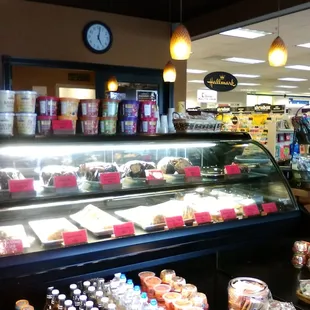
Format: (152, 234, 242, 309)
(0, 133, 300, 291)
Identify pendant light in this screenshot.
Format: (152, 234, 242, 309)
(163, 61, 176, 82)
(170, 0, 192, 60)
(107, 76, 118, 91)
(268, 0, 287, 67)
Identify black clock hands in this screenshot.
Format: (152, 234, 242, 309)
(97, 27, 103, 46)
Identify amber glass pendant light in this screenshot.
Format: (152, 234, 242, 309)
(163, 61, 176, 82)
(268, 0, 287, 67)
(170, 0, 192, 60)
(107, 76, 118, 91)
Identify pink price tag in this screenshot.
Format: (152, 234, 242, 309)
(145, 169, 164, 181)
(194, 212, 212, 224)
(54, 175, 77, 188)
(165, 216, 184, 229)
(52, 120, 73, 130)
(100, 172, 121, 185)
(184, 166, 201, 177)
(62, 229, 88, 246)
(9, 179, 34, 193)
(0, 239, 23, 256)
(224, 165, 241, 175)
(243, 204, 260, 217)
(262, 202, 278, 214)
(113, 222, 135, 238)
(220, 209, 237, 221)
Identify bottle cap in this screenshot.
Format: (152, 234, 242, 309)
(73, 289, 81, 295)
(83, 281, 91, 287)
(101, 297, 109, 303)
(79, 295, 87, 301)
(141, 292, 147, 299)
(86, 301, 94, 307)
(68, 307, 76, 310)
(70, 284, 77, 290)
(120, 274, 126, 280)
(91, 308, 99, 310)
(150, 299, 157, 306)
(114, 273, 121, 279)
(96, 291, 103, 297)
(52, 289, 60, 295)
(88, 286, 96, 292)
(134, 285, 140, 291)
(65, 300, 73, 306)
(108, 303, 116, 310)
(59, 294, 66, 301)
(127, 279, 133, 285)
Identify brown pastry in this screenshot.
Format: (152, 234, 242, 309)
(41, 165, 78, 187)
(152, 214, 165, 225)
(157, 157, 192, 175)
(0, 168, 25, 190)
(121, 160, 155, 178)
(47, 229, 67, 241)
(79, 162, 118, 182)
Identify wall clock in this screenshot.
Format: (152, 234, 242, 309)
(83, 21, 113, 54)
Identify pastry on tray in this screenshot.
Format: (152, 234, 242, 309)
(121, 160, 155, 178)
(40, 165, 78, 187)
(157, 157, 192, 174)
(0, 168, 25, 190)
(79, 162, 118, 182)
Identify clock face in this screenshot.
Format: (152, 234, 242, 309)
(83, 22, 112, 54)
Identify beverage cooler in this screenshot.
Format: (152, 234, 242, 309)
(0, 133, 301, 308)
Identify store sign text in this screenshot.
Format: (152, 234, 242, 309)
(204, 72, 238, 92)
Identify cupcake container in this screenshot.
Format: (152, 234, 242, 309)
(140, 118, 157, 134)
(140, 101, 157, 118)
(0, 113, 14, 136)
(120, 116, 138, 135)
(15, 91, 37, 113)
(119, 100, 139, 118)
(99, 117, 117, 135)
(0, 90, 15, 113)
(37, 96, 58, 116)
(37, 115, 57, 135)
(59, 98, 79, 117)
(15, 113, 37, 136)
(80, 99, 100, 117)
(80, 117, 99, 135)
(101, 99, 119, 117)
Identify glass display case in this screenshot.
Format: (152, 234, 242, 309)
(0, 133, 299, 283)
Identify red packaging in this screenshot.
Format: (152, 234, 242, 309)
(80, 116, 99, 135)
(80, 99, 100, 117)
(36, 96, 58, 116)
(140, 101, 157, 118)
(140, 117, 157, 134)
(37, 115, 57, 135)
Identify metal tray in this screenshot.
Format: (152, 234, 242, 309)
(0, 224, 31, 248)
(70, 204, 123, 237)
(29, 218, 78, 246)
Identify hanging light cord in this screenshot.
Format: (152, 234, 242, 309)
(180, 0, 182, 23)
(277, 0, 280, 36)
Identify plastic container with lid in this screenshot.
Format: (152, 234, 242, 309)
(163, 292, 182, 310)
(15, 113, 36, 136)
(56, 115, 77, 134)
(101, 99, 119, 117)
(37, 96, 58, 116)
(139, 271, 155, 292)
(173, 298, 192, 310)
(0, 113, 14, 136)
(15, 91, 37, 113)
(0, 90, 15, 113)
(15, 299, 29, 310)
(37, 115, 57, 135)
(120, 116, 138, 135)
(154, 284, 171, 303)
(144, 276, 162, 299)
(140, 118, 157, 134)
(140, 101, 157, 118)
(80, 117, 99, 135)
(59, 98, 79, 117)
(119, 100, 139, 117)
(99, 117, 117, 135)
(80, 99, 100, 117)
(181, 284, 197, 299)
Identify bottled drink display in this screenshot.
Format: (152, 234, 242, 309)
(18, 270, 209, 310)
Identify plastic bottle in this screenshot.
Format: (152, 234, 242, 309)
(99, 297, 109, 310)
(86, 301, 94, 310)
(149, 299, 158, 310)
(140, 293, 149, 310)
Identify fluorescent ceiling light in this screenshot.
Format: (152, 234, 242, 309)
(238, 83, 260, 86)
(297, 43, 310, 48)
(188, 80, 204, 83)
(223, 57, 265, 64)
(272, 90, 287, 93)
(276, 85, 298, 88)
(285, 65, 310, 71)
(302, 93, 310, 95)
(233, 74, 260, 78)
(240, 89, 258, 92)
(187, 69, 207, 74)
(220, 28, 272, 39)
(278, 77, 308, 82)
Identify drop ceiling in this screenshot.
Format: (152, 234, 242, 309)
(187, 8, 310, 101)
